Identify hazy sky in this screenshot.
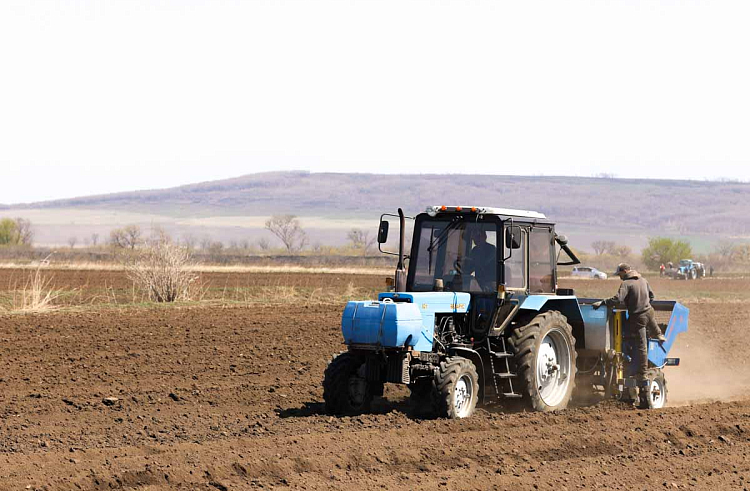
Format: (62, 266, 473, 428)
(2, 0, 749, 204)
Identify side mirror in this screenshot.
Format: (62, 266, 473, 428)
(556, 234, 568, 246)
(505, 226, 521, 249)
(377, 220, 389, 244)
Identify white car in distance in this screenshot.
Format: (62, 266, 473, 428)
(571, 266, 608, 280)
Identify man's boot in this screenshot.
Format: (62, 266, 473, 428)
(648, 324, 666, 343)
(638, 380, 654, 409)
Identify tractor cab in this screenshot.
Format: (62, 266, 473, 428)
(379, 206, 581, 336)
(405, 206, 564, 295)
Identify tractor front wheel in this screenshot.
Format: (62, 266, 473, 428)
(433, 357, 479, 419)
(511, 311, 577, 412)
(323, 352, 374, 415)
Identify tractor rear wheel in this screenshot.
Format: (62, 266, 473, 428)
(511, 311, 577, 412)
(433, 357, 479, 419)
(323, 352, 374, 415)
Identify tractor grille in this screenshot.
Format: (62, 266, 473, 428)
(387, 353, 411, 384)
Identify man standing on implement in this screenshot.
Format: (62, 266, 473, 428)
(593, 263, 666, 409)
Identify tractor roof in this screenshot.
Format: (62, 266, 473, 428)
(425, 205, 547, 220)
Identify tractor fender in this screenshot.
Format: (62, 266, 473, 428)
(518, 295, 585, 342)
(447, 346, 486, 405)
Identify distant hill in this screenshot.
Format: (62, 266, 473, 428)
(3, 171, 750, 251)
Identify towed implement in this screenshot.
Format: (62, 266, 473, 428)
(323, 206, 688, 418)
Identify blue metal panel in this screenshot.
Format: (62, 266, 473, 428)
(519, 295, 585, 326)
(648, 302, 689, 366)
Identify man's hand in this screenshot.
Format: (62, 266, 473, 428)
(592, 300, 605, 310)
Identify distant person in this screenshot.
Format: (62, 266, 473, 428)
(710, 265, 714, 277)
(659, 263, 665, 277)
(593, 263, 665, 409)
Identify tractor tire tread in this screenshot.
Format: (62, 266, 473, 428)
(510, 311, 577, 412)
(323, 351, 372, 415)
(432, 357, 479, 419)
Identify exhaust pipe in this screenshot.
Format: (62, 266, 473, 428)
(395, 208, 407, 292)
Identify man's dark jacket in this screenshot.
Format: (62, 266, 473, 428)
(604, 270, 654, 316)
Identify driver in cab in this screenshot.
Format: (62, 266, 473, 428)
(455, 228, 496, 292)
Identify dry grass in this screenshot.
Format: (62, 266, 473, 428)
(0, 261, 64, 312)
(0, 261, 391, 276)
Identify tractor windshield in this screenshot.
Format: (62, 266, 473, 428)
(409, 219, 498, 293)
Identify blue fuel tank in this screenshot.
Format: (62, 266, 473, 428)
(341, 299, 433, 351)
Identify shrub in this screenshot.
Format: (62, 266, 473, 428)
(125, 239, 199, 302)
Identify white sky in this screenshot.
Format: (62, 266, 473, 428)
(2, 0, 749, 205)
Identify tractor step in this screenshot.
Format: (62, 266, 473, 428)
(493, 372, 517, 379)
(502, 392, 523, 399)
(491, 352, 513, 359)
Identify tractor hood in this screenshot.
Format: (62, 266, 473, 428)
(378, 291, 471, 314)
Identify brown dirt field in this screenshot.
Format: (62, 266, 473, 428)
(0, 271, 749, 490)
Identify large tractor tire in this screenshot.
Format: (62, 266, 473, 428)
(510, 311, 577, 412)
(323, 352, 374, 415)
(433, 357, 479, 419)
(642, 368, 668, 409)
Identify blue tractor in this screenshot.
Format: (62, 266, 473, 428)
(323, 206, 688, 418)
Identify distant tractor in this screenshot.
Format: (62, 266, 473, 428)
(323, 206, 688, 418)
(668, 259, 705, 280)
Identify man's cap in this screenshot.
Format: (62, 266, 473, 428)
(614, 263, 631, 275)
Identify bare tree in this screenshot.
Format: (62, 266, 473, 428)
(347, 228, 376, 255)
(109, 229, 127, 248)
(613, 245, 632, 258)
(14, 218, 33, 245)
(715, 240, 736, 259)
(110, 225, 142, 249)
(257, 238, 270, 251)
(67, 236, 78, 249)
(591, 240, 616, 256)
(199, 236, 213, 251)
(124, 225, 142, 249)
(207, 241, 224, 255)
(90, 233, 99, 247)
(265, 215, 308, 253)
(181, 234, 196, 250)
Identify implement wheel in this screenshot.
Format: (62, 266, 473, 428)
(511, 311, 577, 412)
(644, 369, 668, 409)
(323, 352, 373, 415)
(433, 357, 479, 419)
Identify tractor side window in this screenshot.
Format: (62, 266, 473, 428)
(529, 227, 555, 294)
(504, 228, 526, 289)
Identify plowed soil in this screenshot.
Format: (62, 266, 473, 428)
(1, 270, 749, 490)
